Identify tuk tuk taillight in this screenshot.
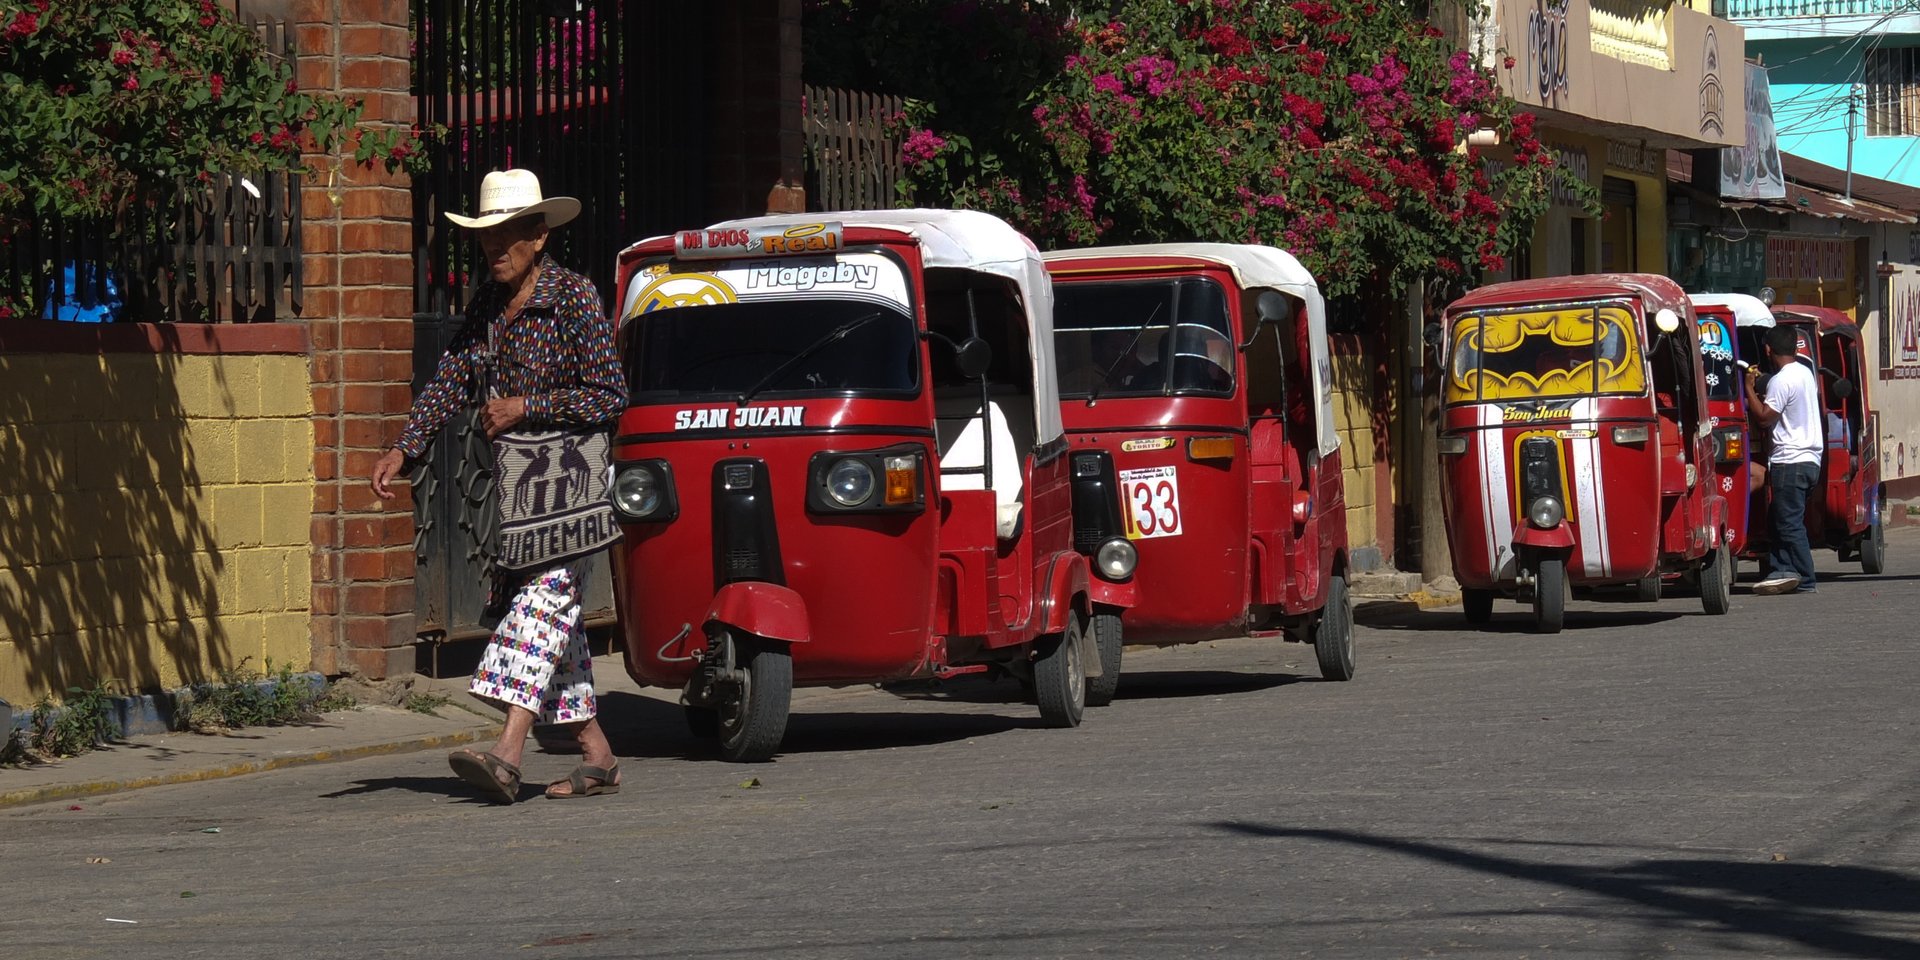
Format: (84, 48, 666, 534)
(1611, 424, 1651, 444)
(1187, 436, 1236, 461)
(884, 455, 919, 506)
(1714, 427, 1745, 463)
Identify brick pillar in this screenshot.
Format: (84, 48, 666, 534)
(295, 0, 418, 678)
(709, 0, 806, 218)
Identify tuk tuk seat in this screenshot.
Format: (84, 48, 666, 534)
(936, 391, 1032, 539)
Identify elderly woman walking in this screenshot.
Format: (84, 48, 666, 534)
(370, 169, 626, 802)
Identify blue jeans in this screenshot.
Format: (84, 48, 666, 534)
(1767, 461, 1819, 590)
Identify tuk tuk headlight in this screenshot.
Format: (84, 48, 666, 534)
(611, 461, 677, 522)
(1528, 495, 1564, 529)
(826, 458, 876, 506)
(1095, 537, 1138, 581)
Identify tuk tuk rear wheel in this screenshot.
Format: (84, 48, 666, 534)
(684, 705, 719, 739)
(1312, 574, 1356, 681)
(1533, 559, 1567, 635)
(1086, 611, 1124, 707)
(717, 638, 792, 763)
(1861, 521, 1886, 575)
(1701, 541, 1733, 615)
(1033, 611, 1087, 728)
(1462, 589, 1494, 624)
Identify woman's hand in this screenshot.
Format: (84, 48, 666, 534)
(370, 449, 407, 500)
(482, 396, 528, 437)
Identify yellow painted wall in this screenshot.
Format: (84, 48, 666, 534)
(1329, 349, 1377, 553)
(0, 352, 313, 706)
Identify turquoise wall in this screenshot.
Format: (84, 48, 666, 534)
(1754, 38, 1920, 188)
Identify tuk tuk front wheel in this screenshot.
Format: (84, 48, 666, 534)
(1533, 559, 1567, 635)
(1861, 521, 1886, 575)
(1312, 574, 1356, 681)
(716, 637, 792, 763)
(1462, 589, 1494, 625)
(1086, 611, 1124, 707)
(1033, 611, 1087, 728)
(1634, 576, 1662, 602)
(1701, 540, 1733, 615)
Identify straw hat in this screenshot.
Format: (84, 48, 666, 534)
(444, 169, 580, 230)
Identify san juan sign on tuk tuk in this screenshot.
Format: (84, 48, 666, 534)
(608, 210, 1113, 761)
(1687, 293, 1774, 557)
(1438, 275, 1734, 633)
(1743, 304, 1885, 573)
(1042, 243, 1353, 688)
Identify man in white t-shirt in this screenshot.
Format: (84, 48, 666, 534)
(1744, 326, 1823, 595)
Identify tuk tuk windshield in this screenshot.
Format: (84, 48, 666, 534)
(1053, 277, 1235, 398)
(629, 298, 919, 400)
(1445, 302, 1646, 405)
(1696, 314, 1738, 401)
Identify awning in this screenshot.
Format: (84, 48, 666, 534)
(1719, 182, 1915, 224)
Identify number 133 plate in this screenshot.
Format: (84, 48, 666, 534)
(1118, 466, 1183, 540)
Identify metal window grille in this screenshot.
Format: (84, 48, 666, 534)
(1866, 46, 1920, 138)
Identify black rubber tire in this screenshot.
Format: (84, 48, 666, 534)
(1861, 520, 1886, 575)
(684, 705, 719, 739)
(717, 638, 792, 763)
(1635, 576, 1662, 602)
(1085, 611, 1124, 707)
(1533, 559, 1567, 635)
(1312, 574, 1356, 681)
(1701, 541, 1732, 615)
(1033, 611, 1087, 728)
(1462, 588, 1494, 625)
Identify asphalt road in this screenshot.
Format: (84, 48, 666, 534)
(4, 531, 1917, 959)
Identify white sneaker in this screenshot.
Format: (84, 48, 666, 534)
(1753, 576, 1802, 596)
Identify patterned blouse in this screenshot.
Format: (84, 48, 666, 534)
(394, 254, 626, 459)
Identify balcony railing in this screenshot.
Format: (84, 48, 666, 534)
(1717, 0, 1910, 19)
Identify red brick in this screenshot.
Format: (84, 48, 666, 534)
(290, 0, 338, 26)
(341, 221, 411, 255)
(342, 318, 399, 349)
(343, 644, 414, 679)
(314, 449, 339, 481)
(308, 633, 339, 675)
(312, 352, 339, 383)
(342, 549, 385, 581)
(293, 22, 336, 56)
(382, 514, 413, 543)
(340, 256, 411, 286)
(295, 59, 337, 93)
(342, 383, 387, 414)
(346, 582, 412, 615)
(312, 517, 340, 548)
(342, 287, 413, 322)
(338, 58, 409, 92)
(342, 417, 388, 449)
(313, 483, 340, 513)
(340, 0, 408, 28)
(311, 385, 341, 415)
(308, 318, 341, 351)
(341, 350, 411, 383)
(311, 551, 336, 582)
(340, 25, 409, 58)
(301, 223, 339, 254)
(343, 516, 380, 547)
(342, 483, 409, 513)
(304, 256, 337, 288)
(313, 418, 339, 448)
(340, 187, 411, 220)
(302, 288, 340, 319)
(312, 585, 340, 616)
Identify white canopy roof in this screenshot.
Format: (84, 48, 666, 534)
(1689, 293, 1774, 328)
(1042, 243, 1339, 459)
(676, 209, 1063, 446)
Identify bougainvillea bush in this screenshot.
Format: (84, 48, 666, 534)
(817, 0, 1595, 301)
(0, 0, 417, 222)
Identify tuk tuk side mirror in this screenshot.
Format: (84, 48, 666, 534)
(1423, 323, 1443, 349)
(1830, 377, 1855, 401)
(1654, 308, 1682, 335)
(1255, 291, 1294, 325)
(954, 336, 992, 380)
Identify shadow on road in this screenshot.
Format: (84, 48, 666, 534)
(319, 774, 523, 804)
(1111, 669, 1312, 701)
(1210, 821, 1920, 959)
(592, 690, 1039, 761)
(1361, 608, 1685, 633)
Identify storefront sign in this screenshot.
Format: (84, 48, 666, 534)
(1766, 237, 1850, 280)
(1548, 142, 1592, 208)
(1495, 0, 1743, 147)
(1721, 62, 1784, 200)
(1605, 141, 1662, 177)
(1893, 273, 1920, 373)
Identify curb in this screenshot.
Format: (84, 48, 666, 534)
(0, 723, 498, 810)
(1354, 590, 1462, 624)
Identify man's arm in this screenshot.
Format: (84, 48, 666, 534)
(1745, 366, 1781, 429)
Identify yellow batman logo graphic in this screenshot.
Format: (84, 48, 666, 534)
(1446, 304, 1646, 404)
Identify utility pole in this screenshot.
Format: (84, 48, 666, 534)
(1847, 84, 1858, 201)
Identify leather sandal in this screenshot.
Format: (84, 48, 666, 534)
(545, 762, 620, 799)
(448, 749, 522, 804)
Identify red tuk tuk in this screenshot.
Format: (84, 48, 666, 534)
(608, 210, 1110, 761)
(1438, 275, 1734, 632)
(1688, 293, 1774, 557)
(1042, 244, 1352, 692)
(1743, 304, 1885, 574)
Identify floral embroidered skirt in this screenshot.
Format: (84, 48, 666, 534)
(470, 562, 596, 724)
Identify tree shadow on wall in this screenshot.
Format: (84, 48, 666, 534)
(0, 336, 232, 702)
